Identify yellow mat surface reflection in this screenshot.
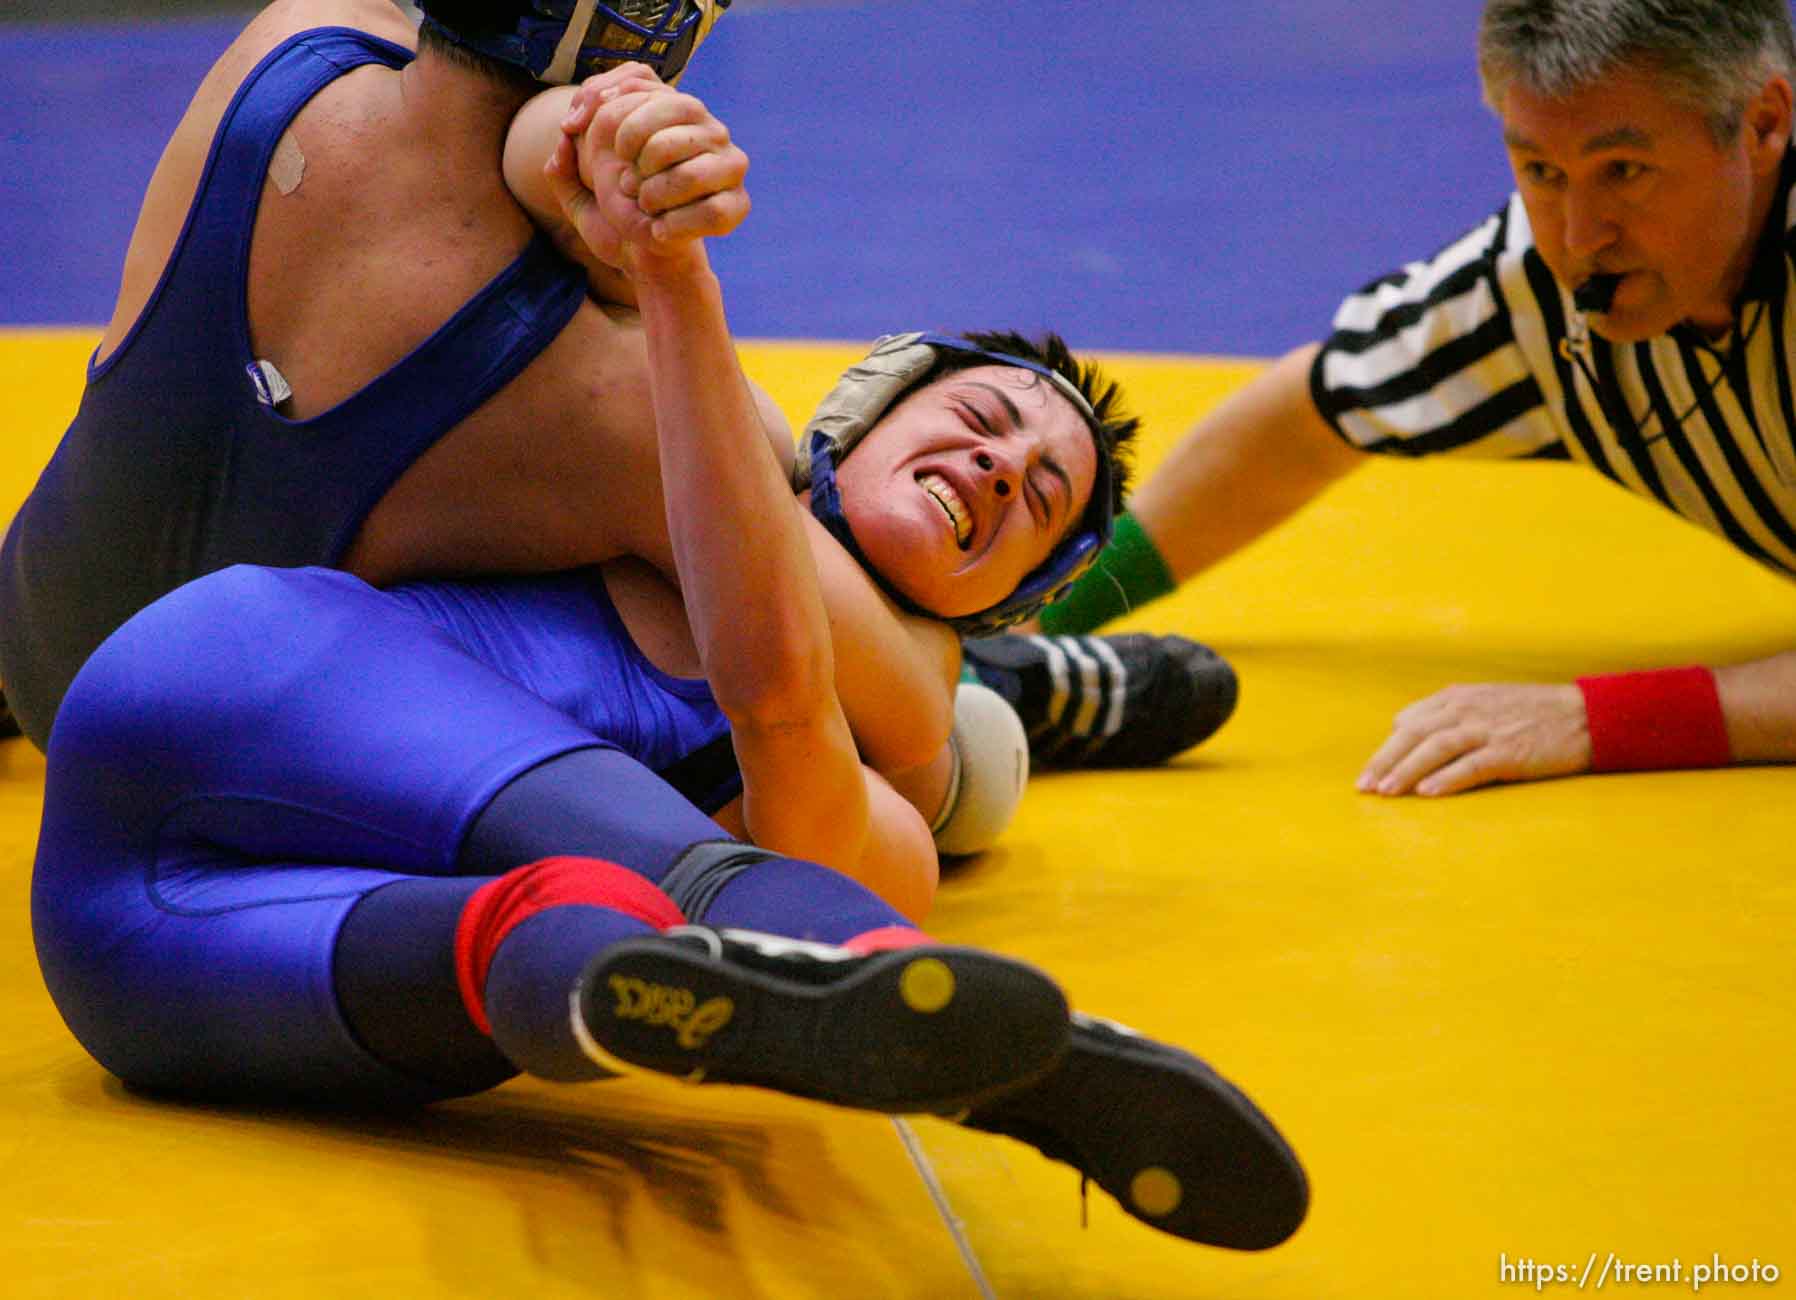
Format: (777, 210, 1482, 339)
(2, 330, 1791, 1298)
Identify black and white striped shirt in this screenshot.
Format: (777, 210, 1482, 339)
(1311, 151, 1796, 580)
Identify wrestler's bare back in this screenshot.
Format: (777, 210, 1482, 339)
(98, 0, 676, 586)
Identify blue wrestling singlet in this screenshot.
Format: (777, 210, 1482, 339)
(384, 570, 744, 815)
(0, 26, 588, 750)
(32, 565, 760, 1099)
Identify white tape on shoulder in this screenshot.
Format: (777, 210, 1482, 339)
(269, 132, 306, 196)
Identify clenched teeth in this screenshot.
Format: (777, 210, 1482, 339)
(919, 472, 973, 548)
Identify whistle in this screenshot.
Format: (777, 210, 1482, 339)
(1574, 274, 1623, 313)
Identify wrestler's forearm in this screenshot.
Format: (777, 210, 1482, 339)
(635, 259, 829, 709)
(633, 257, 870, 868)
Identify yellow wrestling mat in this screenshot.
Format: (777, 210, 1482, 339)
(2, 330, 1792, 1298)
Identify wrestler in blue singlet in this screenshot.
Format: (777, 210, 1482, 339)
(0, 28, 587, 749)
(32, 564, 909, 1100)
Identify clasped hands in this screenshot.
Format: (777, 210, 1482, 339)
(544, 62, 750, 277)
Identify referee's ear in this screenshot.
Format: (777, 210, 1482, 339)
(1743, 74, 1793, 176)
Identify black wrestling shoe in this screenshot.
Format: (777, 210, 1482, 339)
(961, 633, 1237, 769)
(576, 927, 1070, 1114)
(958, 1012, 1308, 1250)
(0, 686, 19, 741)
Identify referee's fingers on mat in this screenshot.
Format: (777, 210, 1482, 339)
(1369, 726, 1482, 796)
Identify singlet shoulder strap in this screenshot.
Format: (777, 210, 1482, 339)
(192, 28, 412, 279)
(307, 230, 586, 546)
(97, 28, 413, 377)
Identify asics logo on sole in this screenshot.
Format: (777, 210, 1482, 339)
(608, 976, 734, 1050)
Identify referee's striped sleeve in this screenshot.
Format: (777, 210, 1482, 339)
(1310, 203, 1565, 460)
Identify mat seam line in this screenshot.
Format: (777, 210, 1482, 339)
(892, 1117, 998, 1300)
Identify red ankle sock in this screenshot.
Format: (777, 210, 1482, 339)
(842, 925, 932, 955)
(455, 857, 685, 1034)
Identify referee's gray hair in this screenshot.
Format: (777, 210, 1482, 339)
(1478, 0, 1796, 142)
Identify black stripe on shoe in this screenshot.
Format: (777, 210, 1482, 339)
(574, 928, 1071, 1114)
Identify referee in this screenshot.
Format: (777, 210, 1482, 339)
(1036, 0, 1796, 796)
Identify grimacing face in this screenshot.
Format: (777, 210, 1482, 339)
(829, 364, 1100, 618)
(1497, 62, 1791, 342)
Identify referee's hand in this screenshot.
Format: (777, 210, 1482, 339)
(1355, 682, 1591, 797)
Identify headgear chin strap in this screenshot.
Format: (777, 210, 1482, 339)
(794, 332, 1116, 637)
(422, 0, 729, 85)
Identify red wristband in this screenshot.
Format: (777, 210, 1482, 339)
(1575, 666, 1732, 773)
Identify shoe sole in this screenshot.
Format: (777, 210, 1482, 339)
(578, 940, 1070, 1114)
(968, 1022, 1309, 1249)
